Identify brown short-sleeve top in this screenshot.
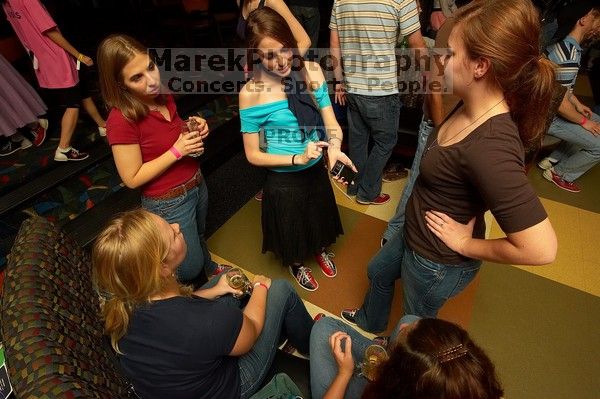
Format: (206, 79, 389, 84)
(405, 112, 548, 265)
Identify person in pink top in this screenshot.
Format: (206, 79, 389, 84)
(2, 0, 107, 161)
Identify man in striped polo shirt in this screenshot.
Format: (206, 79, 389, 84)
(330, 0, 426, 205)
(540, 0, 600, 193)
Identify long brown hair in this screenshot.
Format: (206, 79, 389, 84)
(453, 0, 555, 154)
(92, 209, 190, 353)
(97, 34, 165, 122)
(362, 318, 504, 399)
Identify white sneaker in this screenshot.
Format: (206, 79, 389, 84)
(54, 146, 89, 161)
(537, 157, 557, 170)
(98, 126, 107, 137)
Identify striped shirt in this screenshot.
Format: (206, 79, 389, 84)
(330, 0, 421, 95)
(545, 36, 582, 88)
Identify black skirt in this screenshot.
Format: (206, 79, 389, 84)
(262, 159, 343, 265)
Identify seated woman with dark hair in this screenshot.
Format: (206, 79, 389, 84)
(310, 316, 503, 399)
(92, 209, 313, 399)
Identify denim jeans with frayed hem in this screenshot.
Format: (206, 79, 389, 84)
(142, 179, 217, 282)
(354, 229, 480, 332)
(346, 93, 400, 201)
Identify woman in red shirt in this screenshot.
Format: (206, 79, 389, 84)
(97, 34, 224, 284)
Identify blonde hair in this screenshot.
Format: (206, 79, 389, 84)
(97, 34, 166, 121)
(92, 209, 189, 353)
(454, 0, 555, 155)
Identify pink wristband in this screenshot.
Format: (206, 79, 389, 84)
(169, 146, 182, 160)
(253, 282, 269, 291)
(580, 116, 588, 126)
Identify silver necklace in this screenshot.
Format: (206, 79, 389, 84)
(427, 98, 505, 152)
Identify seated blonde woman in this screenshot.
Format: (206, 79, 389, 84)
(92, 209, 313, 399)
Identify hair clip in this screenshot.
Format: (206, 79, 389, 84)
(436, 343, 469, 364)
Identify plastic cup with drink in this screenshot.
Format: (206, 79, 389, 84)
(181, 118, 204, 157)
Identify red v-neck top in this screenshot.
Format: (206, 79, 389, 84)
(106, 95, 199, 197)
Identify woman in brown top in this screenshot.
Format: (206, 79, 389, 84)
(342, 0, 558, 332)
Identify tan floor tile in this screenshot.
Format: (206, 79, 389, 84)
(576, 207, 600, 263)
(489, 198, 600, 297)
(363, 178, 407, 222)
(330, 179, 364, 213)
(330, 175, 408, 222)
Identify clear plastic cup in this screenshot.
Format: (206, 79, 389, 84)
(181, 118, 204, 157)
(225, 267, 253, 298)
(357, 344, 389, 381)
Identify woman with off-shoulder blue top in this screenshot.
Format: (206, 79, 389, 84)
(239, 8, 355, 292)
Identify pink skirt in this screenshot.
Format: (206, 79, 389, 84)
(0, 54, 47, 137)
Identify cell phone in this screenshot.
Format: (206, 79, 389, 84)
(330, 160, 356, 184)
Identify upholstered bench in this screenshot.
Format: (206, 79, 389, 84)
(0, 217, 138, 398)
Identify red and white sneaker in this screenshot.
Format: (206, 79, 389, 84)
(315, 250, 337, 278)
(289, 264, 318, 291)
(31, 120, 48, 146)
(54, 147, 89, 162)
(543, 168, 581, 193)
(356, 193, 391, 205)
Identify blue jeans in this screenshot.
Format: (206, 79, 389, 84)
(202, 278, 313, 399)
(547, 113, 600, 182)
(346, 94, 400, 201)
(383, 118, 434, 241)
(355, 230, 481, 331)
(142, 179, 217, 282)
(401, 246, 480, 318)
(309, 315, 420, 399)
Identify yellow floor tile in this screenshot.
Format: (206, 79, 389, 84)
(364, 178, 406, 222)
(330, 179, 365, 213)
(330, 175, 408, 222)
(577, 207, 600, 264)
(582, 259, 600, 297)
(489, 198, 599, 297)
